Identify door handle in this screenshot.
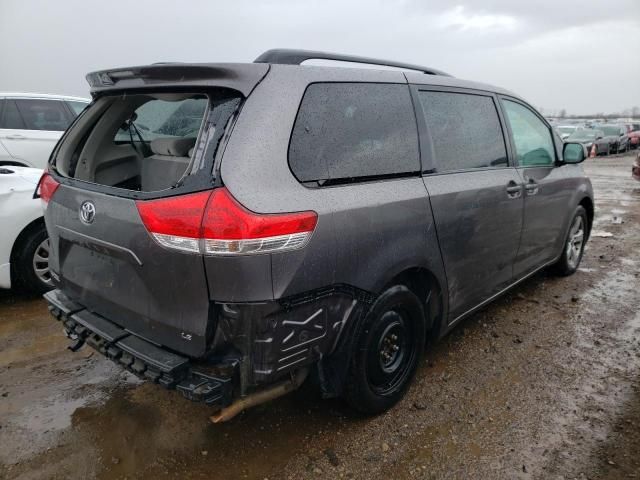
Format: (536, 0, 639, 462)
(5, 134, 26, 140)
(506, 181, 522, 199)
(525, 179, 539, 195)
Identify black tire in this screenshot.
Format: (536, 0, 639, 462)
(344, 285, 426, 415)
(551, 206, 588, 276)
(12, 222, 53, 294)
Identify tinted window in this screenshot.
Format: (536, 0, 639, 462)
(66, 101, 88, 116)
(14, 99, 71, 131)
(419, 91, 507, 171)
(502, 100, 555, 167)
(289, 83, 419, 184)
(0, 100, 27, 129)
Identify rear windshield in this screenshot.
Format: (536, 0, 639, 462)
(52, 90, 241, 194)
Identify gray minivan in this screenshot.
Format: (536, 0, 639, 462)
(41, 50, 593, 420)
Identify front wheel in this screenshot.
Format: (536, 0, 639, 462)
(344, 285, 426, 414)
(552, 206, 588, 276)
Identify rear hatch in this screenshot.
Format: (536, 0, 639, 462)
(41, 63, 268, 357)
(45, 186, 212, 356)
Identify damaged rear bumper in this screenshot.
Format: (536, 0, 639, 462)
(44, 289, 234, 407)
(45, 285, 371, 409)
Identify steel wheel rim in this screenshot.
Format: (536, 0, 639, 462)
(565, 216, 584, 270)
(377, 320, 405, 373)
(32, 238, 52, 286)
(366, 310, 415, 395)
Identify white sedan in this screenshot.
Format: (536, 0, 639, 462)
(0, 165, 51, 293)
(0, 93, 89, 169)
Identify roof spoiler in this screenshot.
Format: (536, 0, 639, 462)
(254, 48, 452, 77)
(85, 63, 269, 97)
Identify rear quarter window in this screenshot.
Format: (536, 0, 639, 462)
(0, 100, 27, 129)
(14, 99, 72, 131)
(288, 83, 420, 184)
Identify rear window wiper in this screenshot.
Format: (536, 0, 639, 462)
(124, 115, 149, 157)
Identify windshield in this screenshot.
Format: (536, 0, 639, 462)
(557, 126, 576, 134)
(568, 130, 596, 141)
(599, 126, 621, 136)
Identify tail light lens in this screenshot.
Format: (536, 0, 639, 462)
(136, 191, 210, 253)
(36, 171, 60, 209)
(136, 187, 317, 255)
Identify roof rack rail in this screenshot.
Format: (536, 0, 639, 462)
(254, 49, 452, 77)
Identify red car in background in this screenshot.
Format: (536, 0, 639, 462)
(628, 130, 640, 149)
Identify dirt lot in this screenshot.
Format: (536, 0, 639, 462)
(1, 153, 639, 480)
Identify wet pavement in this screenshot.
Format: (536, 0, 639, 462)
(1, 153, 639, 479)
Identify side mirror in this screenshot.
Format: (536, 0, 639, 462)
(563, 142, 586, 164)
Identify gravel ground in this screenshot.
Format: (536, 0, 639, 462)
(1, 153, 639, 480)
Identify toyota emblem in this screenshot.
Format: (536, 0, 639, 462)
(79, 201, 96, 224)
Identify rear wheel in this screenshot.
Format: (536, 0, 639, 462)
(552, 206, 587, 276)
(344, 285, 425, 414)
(13, 223, 53, 294)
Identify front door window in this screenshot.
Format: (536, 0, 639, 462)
(502, 100, 555, 167)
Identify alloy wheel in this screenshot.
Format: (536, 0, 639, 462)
(32, 238, 52, 286)
(565, 216, 585, 270)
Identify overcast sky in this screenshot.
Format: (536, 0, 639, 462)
(1, 0, 638, 115)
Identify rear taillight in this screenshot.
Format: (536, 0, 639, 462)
(136, 188, 317, 255)
(37, 172, 60, 208)
(136, 191, 210, 253)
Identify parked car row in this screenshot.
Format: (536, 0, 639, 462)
(555, 121, 640, 156)
(565, 129, 609, 156)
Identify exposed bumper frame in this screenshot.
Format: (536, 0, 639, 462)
(45, 284, 373, 409)
(45, 289, 234, 407)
